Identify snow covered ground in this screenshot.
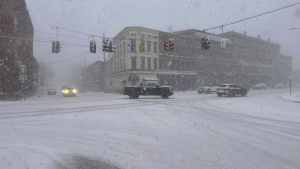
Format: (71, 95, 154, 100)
(281, 91, 300, 103)
(0, 89, 300, 169)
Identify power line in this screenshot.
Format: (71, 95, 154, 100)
(32, 18, 105, 39)
(203, 2, 300, 32)
(0, 24, 93, 41)
(0, 34, 90, 48)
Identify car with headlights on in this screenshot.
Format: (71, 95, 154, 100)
(62, 87, 77, 97)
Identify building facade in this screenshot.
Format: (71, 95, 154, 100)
(81, 61, 104, 92)
(106, 27, 160, 92)
(106, 27, 292, 92)
(0, 0, 37, 99)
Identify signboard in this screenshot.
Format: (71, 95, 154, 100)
(128, 75, 139, 81)
(19, 75, 27, 82)
(221, 38, 226, 49)
(20, 65, 26, 74)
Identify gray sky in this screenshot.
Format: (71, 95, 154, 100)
(25, 0, 300, 83)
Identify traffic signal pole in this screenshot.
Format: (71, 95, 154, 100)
(103, 33, 106, 94)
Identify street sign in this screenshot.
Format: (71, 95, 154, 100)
(19, 75, 27, 82)
(221, 38, 226, 49)
(20, 65, 26, 74)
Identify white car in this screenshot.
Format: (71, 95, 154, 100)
(274, 83, 284, 89)
(253, 83, 267, 90)
(197, 86, 219, 94)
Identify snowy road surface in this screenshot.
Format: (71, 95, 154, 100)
(0, 89, 300, 169)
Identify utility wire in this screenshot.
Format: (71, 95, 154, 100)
(203, 2, 300, 32)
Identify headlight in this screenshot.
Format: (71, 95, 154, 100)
(65, 90, 69, 94)
(72, 89, 77, 93)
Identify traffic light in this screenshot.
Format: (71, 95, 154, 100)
(164, 40, 168, 51)
(56, 41, 61, 53)
(169, 39, 174, 52)
(201, 38, 210, 50)
(102, 39, 109, 52)
(139, 43, 145, 52)
(52, 41, 56, 53)
(108, 40, 116, 53)
(90, 41, 96, 53)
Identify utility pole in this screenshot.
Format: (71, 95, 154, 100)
(103, 33, 106, 94)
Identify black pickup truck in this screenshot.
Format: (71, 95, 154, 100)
(124, 82, 174, 99)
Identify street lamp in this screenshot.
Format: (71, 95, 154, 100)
(289, 75, 293, 95)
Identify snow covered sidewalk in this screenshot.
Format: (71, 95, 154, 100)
(281, 92, 300, 103)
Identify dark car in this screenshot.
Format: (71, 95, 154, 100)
(124, 82, 174, 99)
(47, 89, 56, 95)
(216, 84, 248, 97)
(62, 87, 77, 97)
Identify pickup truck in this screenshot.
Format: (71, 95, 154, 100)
(124, 82, 174, 99)
(216, 84, 248, 97)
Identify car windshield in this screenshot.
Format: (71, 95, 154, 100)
(1, 0, 300, 168)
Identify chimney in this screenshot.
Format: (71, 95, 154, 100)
(244, 31, 247, 36)
(268, 38, 270, 42)
(258, 35, 261, 39)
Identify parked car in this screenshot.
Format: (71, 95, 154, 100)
(47, 89, 56, 95)
(124, 82, 174, 99)
(197, 86, 218, 94)
(62, 87, 77, 97)
(274, 83, 284, 89)
(216, 84, 248, 97)
(253, 83, 267, 90)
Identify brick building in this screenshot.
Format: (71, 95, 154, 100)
(0, 0, 38, 99)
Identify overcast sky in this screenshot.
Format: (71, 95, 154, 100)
(24, 0, 300, 84)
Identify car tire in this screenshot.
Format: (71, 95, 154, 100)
(162, 93, 169, 99)
(217, 93, 222, 97)
(228, 91, 234, 97)
(129, 93, 135, 99)
(206, 89, 211, 94)
(241, 91, 247, 96)
(198, 91, 201, 94)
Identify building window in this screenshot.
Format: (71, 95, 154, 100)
(0, 14, 2, 32)
(0, 73, 4, 93)
(120, 59, 122, 70)
(153, 42, 157, 53)
(120, 44, 122, 56)
(147, 58, 151, 70)
(14, 16, 20, 34)
(131, 33, 136, 37)
(15, 45, 20, 62)
(0, 44, 2, 61)
(123, 42, 125, 55)
(123, 58, 126, 70)
(141, 57, 145, 69)
(147, 41, 151, 52)
(141, 34, 144, 39)
(130, 39, 136, 52)
(131, 57, 136, 69)
(115, 62, 117, 72)
(154, 58, 158, 69)
(116, 46, 119, 58)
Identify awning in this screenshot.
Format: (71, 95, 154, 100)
(143, 78, 159, 82)
(157, 71, 197, 75)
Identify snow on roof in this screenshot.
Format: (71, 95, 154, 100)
(195, 32, 233, 44)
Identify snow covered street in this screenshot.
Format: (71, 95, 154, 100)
(0, 89, 300, 169)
